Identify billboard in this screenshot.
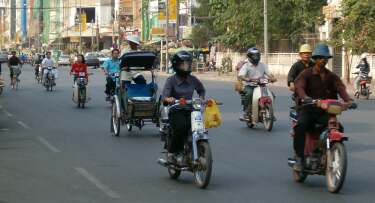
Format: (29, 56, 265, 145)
(158, 0, 177, 23)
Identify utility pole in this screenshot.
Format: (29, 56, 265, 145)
(91, 20, 94, 52)
(263, 0, 268, 63)
(165, 0, 169, 72)
(79, 0, 82, 54)
(96, 16, 99, 51)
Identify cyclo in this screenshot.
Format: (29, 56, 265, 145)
(110, 51, 161, 136)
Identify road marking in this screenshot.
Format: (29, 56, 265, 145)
(17, 121, 31, 129)
(37, 136, 61, 153)
(3, 109, 13, 117)
(74, 167, 121, 199)
(0, 128, 9, 131)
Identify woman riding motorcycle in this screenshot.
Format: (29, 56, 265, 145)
(162, 50, 206, 163)
(354, 53, 371, 94)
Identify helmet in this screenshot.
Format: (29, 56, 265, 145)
(360, 53, 368, 60)
(126, 35, 140, 45)
(171, 51, 193, 76)
(299, 44, 312, 53)
(246, 47, 261, 65)
(311, 44, 332, 59)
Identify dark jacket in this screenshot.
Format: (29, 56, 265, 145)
(287, 60, 314, 86)
(295, 67, 351, 102)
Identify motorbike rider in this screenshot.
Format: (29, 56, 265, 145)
(354, 53, 371, 94)
(162, 50, 206, 163)
(70, 54, 88, 83)
(293, 44, 353, 171)
(41, 51, 56, 85)
(287, 44, 314, 92)
(238, 47, 276, 120)
(8, 51, 23, 82)
(103, 49, 121, 101)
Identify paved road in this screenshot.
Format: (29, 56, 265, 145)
(0, 64, 375, 203)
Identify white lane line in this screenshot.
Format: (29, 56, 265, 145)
(0, 128, 9, 131)
(3, 109, 13, 117)
(75, 167, 121, 199)
(37, 136, 61, 153)
(17, 121, 31, 129)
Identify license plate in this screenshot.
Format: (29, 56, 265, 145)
(191, 111, 204, 132)
(79, 72, 86, 76)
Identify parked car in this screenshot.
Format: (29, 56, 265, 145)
(0, 51, 9, 63)
(85, 53, 100, 68)
(57, 55, 72, 66)
(97, 53, 110, 67)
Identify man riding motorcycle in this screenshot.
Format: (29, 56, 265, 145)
(8, 51, 23, 82)
(238, 47, 276, 120)
(103, 49, 121, 101)
(41, 52, 56, 85)
(354, 53, 371, 94)
(287, 44, 314, 92)
(293, 44, 353, 171)
(162, 50, 205, 163)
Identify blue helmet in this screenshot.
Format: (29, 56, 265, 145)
(312, 44, 332, 59)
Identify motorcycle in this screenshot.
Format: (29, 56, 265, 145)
(240, 78, 275, 131)
(35, 64, 42, 84)
(287, 99, 357, 193)
(353, 72, 371, 99)
(44, 67, 55, 91)
(158, 98, 220, 189)
(73, 72, 91, 108)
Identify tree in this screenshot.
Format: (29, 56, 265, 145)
(191, 0, 216, 48)
(209, 0, 326, 51)
(330, 0, 375, 82)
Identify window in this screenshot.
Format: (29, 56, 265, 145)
(76, 7, 96, 23)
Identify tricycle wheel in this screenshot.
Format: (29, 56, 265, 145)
(111, 102, 121, 136)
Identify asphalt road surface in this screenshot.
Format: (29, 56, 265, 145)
(0, 64, 375, 203)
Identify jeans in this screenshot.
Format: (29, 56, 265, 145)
(105, 77, 116, 95)
(293, 107, 329, 158)
(243, 85, 256, 113)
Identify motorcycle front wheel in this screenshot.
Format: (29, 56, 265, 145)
(193, 141, 213, 189)
(264, 104, 274, 131)
(326, 142, 347, 193)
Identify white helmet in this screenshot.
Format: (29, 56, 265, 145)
(360, 53, 368, 60)
(126, 35, 140, 45)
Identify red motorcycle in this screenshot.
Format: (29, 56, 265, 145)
(353, 72, 372, 99)
(288, 99, 357, 193)
(240, 78, 275, 131)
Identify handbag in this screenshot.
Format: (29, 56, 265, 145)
(234, 79, 244, 92)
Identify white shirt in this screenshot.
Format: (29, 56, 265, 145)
(238, 60, 271, 86)
(42, 58, 55, 68)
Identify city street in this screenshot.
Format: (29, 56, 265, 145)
(0, 64, 375, 203)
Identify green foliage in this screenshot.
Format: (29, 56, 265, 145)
(195, 0, 327, 51)
(191, 25, 211, 48)
(331, 0, 375, 53)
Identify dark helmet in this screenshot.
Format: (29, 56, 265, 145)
(312, 44, 332, 59)
(247, 47, 261, 65)
(171, 50, 193, 76)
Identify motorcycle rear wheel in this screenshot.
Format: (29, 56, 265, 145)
(293, 170, 308, 183)
(168, 168, 181, 179)
(326, 142, 347, 193)
(193, 141, 213, 189)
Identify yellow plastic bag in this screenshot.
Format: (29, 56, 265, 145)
(204, 99, 222, 129)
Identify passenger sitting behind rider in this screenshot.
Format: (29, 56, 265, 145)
(162, 51, 205, 163)
(238, 47, 276, 120)
(293, 44, 353, 171)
